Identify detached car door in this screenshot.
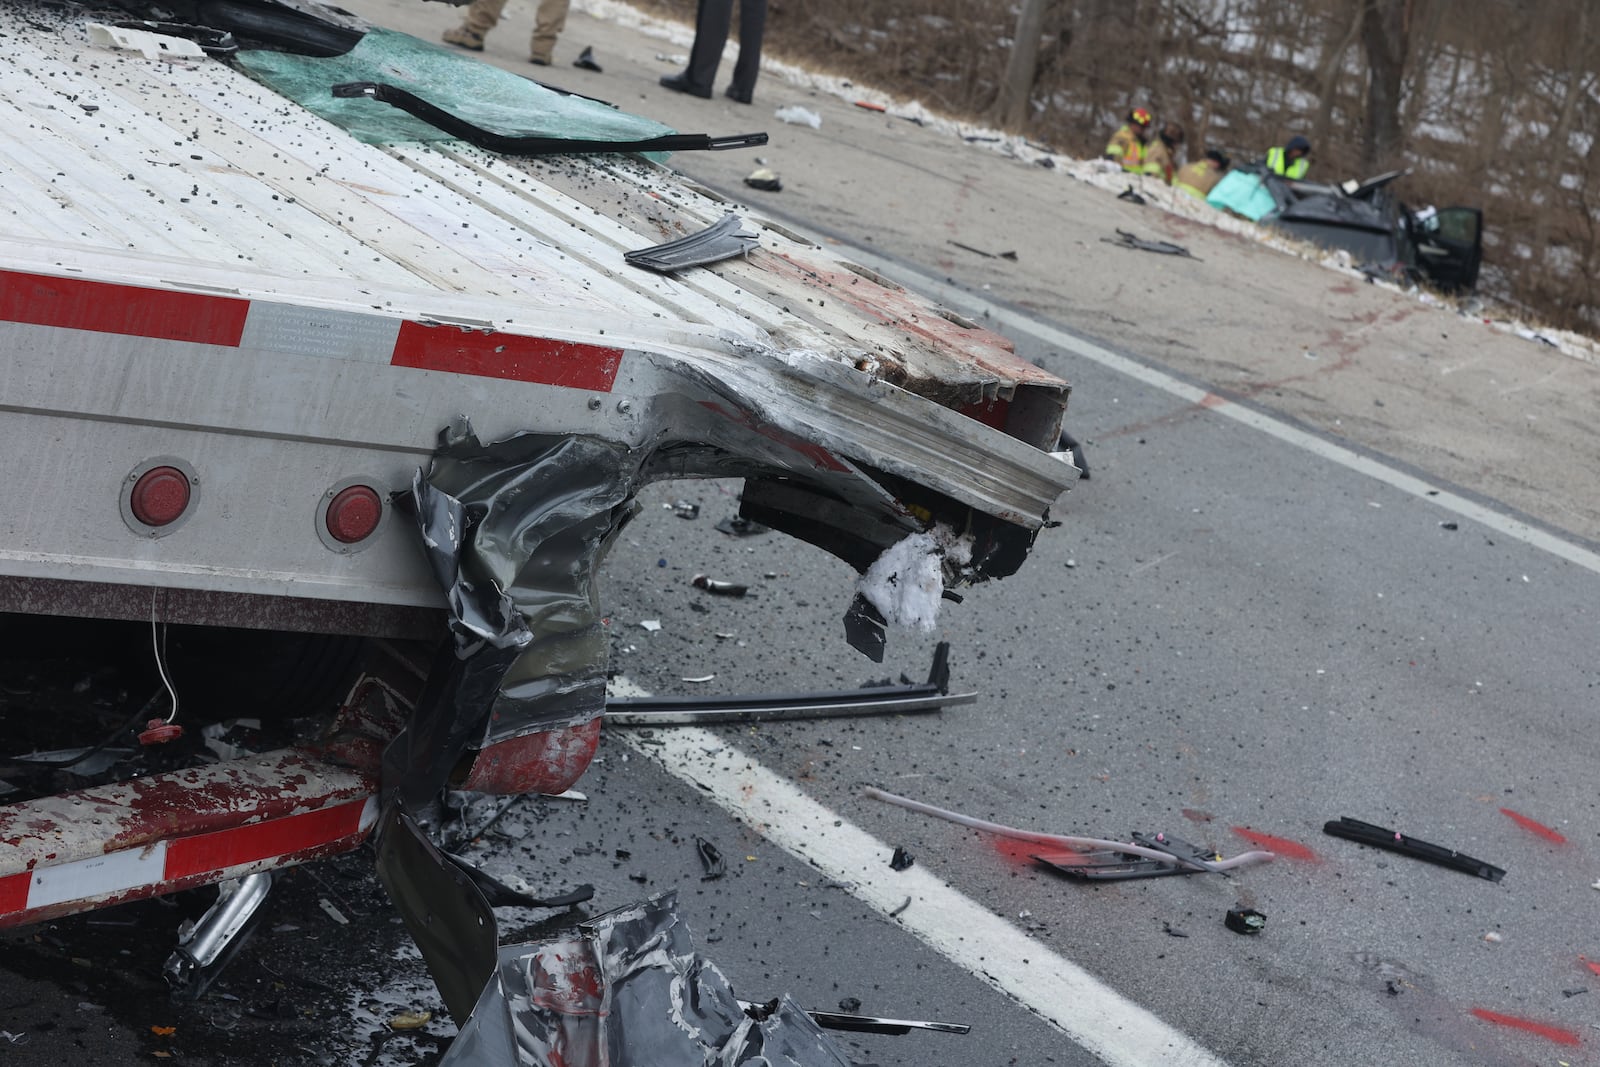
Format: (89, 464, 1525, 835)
(1411, 206, 1483, 293)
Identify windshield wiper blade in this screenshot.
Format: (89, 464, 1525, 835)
(331, 82, 766, 154)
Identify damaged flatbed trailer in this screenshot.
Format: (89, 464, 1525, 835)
(0, 0, 1075, 1056)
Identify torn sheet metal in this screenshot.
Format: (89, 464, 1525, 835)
(441, 892, 855, 1067)
(1101, 229, 1200, 258)
(625, 214, 760, 273)
(385, 419, 643, 807)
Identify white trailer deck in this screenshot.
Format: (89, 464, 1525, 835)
(0, 2, 1074, 636)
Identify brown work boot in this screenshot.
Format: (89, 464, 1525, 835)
(442, 25, 485, 51)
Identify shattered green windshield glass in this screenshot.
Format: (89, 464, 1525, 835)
(236, 28, 675, 147)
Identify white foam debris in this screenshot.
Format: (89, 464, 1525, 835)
(856, 526, 973, 631)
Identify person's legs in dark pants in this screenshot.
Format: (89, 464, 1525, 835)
(661, 0, 730, 97)
(724, 0, 766, 102)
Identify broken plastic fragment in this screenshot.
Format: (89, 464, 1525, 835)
(1224, 908, 1266, 935)
(388, 1010, 433, 1031)
(572, 45, 602, 72)
(715, 516, 769, 537)
(889, 846, 915, 871)
(1323, 816, 1505, 881)
(692, 574, 748, 596)
(695, 836, 726, 880)
(745, 167, 782, 192)
(626, 216, 757, 273)
(639, 619, 662, 632)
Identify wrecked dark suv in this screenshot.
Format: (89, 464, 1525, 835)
(1263, 169, 1484, 294)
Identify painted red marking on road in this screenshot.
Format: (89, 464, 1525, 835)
(991, 836, 1040, 869)
(1469, 1008, 1580, 1046)
(1581, 957, 1600, 977)
(0, 871, 29, 916)
(1198, 392, 1227, 408)
(0, 269, 248, 346)
(1499, 808, 1567, 844)
(1230, 826, 1318, 862)
(163, 798, 369, 881)
(392, 321, 621, 391)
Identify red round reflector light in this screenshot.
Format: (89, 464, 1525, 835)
(325, 484, 383, 544)
(129, 466, 192, 527)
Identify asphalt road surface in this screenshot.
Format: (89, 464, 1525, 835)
(6, 3, 1600, 1064)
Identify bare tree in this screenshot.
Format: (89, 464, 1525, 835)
(1358, 0, 1418, 171)
(994, 0, 1051, 130)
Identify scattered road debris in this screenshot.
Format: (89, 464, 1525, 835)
(318, 898, 349, 926)
(865, 788, 1274, 875)
(605, 642, 971, 724)
(572, 45, 601, 71)
(744, 167, 782, 192)
(1117, 185, 1146, 205)
(1035, 832, 1222, 880)
(692, 574, 748, 596)
(715, 516, 770, 537)
(774, 105, 822, 128)
(1162, 922, 1190, 938)
(838, 997, 861, 1012)
(799, 1009, 971, 1036)
(889, 896, 912, 917)
(889, 846, 916, 871)
(853, 100, 886, 112)
(672, 500, 702, 519)
(625, 215, 757, 273)
(1323, 817, 1505, 881)
(1439, 521, 1459, 530)
(681, 674, 717, 683)
(639, 619, 663, 632)
(694, 836, 726, 881)
(1101, 229, 1199, 259)
(1224, 908, 1266, 935)
(388, 1010, 433, 1031)
(947, 240, 1018, 261)
(1483, 931, 1503, 943)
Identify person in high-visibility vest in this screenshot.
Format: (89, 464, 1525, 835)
(1174, 149, 1231, 199)
(1142, 122, 1185, 184)
(1104, 108, 1153, 173)
(1265, 135, 1311, 179)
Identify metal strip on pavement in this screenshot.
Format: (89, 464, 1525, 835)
(622, 726, 1231, 1067)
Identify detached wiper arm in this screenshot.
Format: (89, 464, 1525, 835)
(331, 82, 766, 155)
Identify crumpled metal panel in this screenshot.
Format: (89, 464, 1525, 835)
(442, 892, 854, 1067)
(386, 419, 643, 807)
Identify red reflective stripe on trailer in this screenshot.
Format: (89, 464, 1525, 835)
(0, 871, 28, 916)
(392, 321, 621, 391)
(0, 269, 249, 346)
(163, 797, 371, 882)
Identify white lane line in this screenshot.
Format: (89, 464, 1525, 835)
(621, 725, 1231, 1067)
(841, 250, 1600, 578)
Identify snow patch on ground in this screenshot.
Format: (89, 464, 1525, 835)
(575, 0, 1597, 366)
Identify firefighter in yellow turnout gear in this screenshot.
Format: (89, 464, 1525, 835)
(1105, 108, 1153, 173)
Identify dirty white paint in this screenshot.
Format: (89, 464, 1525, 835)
(624, 727, 1233, 1067)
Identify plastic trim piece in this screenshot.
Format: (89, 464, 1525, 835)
(624, 214, 759, 273)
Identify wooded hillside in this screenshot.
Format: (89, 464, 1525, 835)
(646, 0, 1598, 334)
